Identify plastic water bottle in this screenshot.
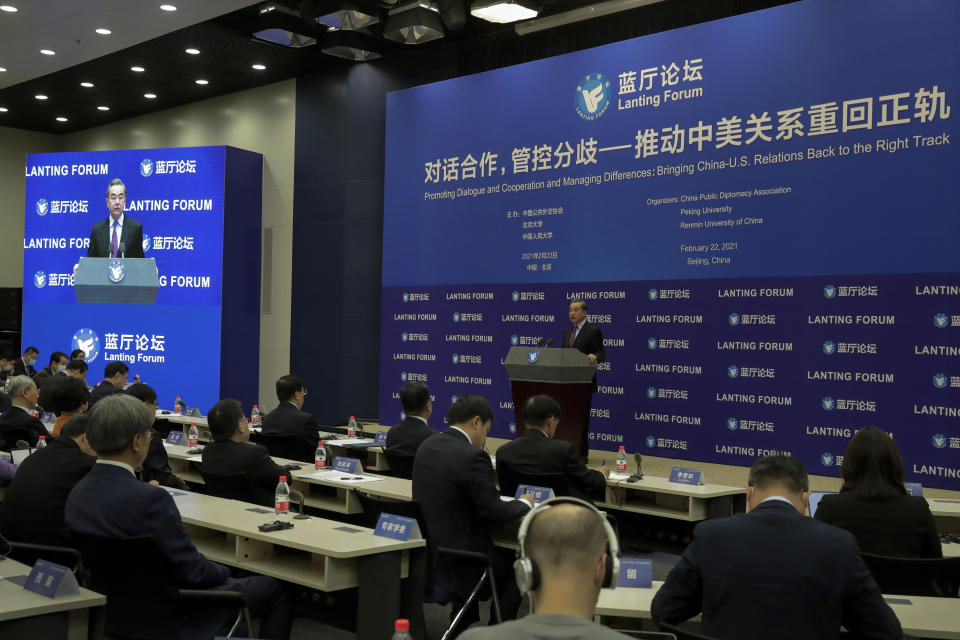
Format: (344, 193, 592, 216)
(36, 435, 47, 449)
(174, 395, 182, 414)
(188, 423, 199, 445)
(616, 445, 627, 472)
(251, 404, 261, 427)
(315, 440, 327, 469)
(391, 619, 412, 640)
(275, 476, 290, 518)
(348, 416, 358, 437)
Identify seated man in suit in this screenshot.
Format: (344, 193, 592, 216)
(461, 500, 633, 640)
(261, 374, 319, 442)
(496, 395, 609, 502)
(12, 346, 39, 378)
(203, 398, 288, 506)
(0, 375, 46, 448)
(386, 381, 438, 457)
(413, 394, 534, 638)
(32, 351, 68, 388)
(51, 377, 89, 437)
(0, 352, 15, 385)
(40, 359, 89, 416)
(65, 394, 293, 639)
(1, 413, 95, 546)
(70, 348, 86, 363)
(651, 455, 901, 640)
(87, 361, 128, 407)
(126, 383, 188, 490)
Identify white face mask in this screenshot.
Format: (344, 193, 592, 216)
(57, 364, 67, 373)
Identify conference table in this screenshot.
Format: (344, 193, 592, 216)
(931, 498, 960, 533)
(600, 474, 746, 521)
(594, 581, 960, 639)
(168, 487, 426, 640)
(0, 557, 105, 640)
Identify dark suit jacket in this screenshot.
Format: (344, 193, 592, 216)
(0, 406, 47, 448)
(32, 366, 64, 388)
(0, 436, 95, 546)
(495, 428, 606, 501)
(815, 492, 942, 559)
(13, 358, 36, 378)
(261, 402, 320, 445)
(87, 380, 121, 407)
(651, 500, 902, 640)
(412, 429, 530, 597)
(87, 216, 145, 258)
(38, 374, 66, 415)
(142, 433, 189, 490)
(65, 463, 230, 588)
(562, 321, 605, 390)
(201, 440, 287, 506)
(386, 416, 438, 458)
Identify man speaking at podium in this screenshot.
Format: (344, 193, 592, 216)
(563, 299, 605, 457)
(87, 178, 145, 259)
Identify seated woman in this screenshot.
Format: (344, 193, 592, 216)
(815, 427, 941, 558)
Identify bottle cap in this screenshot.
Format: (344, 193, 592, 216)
(39, 435, 46, 440)
(279, 476, 287, 482)
(318, 440, 324, 445)
(395, 619, 410, 632)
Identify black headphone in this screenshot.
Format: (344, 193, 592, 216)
(514, 496, 620, 594)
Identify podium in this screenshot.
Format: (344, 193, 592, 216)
(503, 346, 597, 459)
(75, 257, 160, 304)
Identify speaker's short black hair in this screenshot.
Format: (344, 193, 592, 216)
(208, 398, 244, 441)
(748, 455, 809, 494)
(54, 377, 90, 413)
(522, 395, 561, 428)
(398, 381, 430, 414)
(447, 394, 493, 427)
(125, 383, 157, 405)
(275, 375, 303, 403)
(104, 361, 129, 378)
(66, 359, 87, 374)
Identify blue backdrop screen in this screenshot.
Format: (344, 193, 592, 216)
(380, 0, 960, 489)
(24, 147, 229, 410)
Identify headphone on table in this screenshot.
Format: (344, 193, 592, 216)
(514, 496, 620, 594)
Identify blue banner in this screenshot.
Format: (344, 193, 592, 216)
(380, 0, 960, 489)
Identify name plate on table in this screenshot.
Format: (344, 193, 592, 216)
(185, 407, 202, 418)
(374, 513, 422, 541)
(516, 484, 555, 503)
(333, 456, 363, 473)
(23, 559, 80, 599)
(165, 431, 186, 445)
(40, 411, 55, 423)
(903, 482, 923, 497)
(618, 558, 653, 588)
(374, 430, 388, 446)
(669, 467, 705, 485)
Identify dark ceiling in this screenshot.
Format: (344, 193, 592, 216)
(0, 0, 794, 134)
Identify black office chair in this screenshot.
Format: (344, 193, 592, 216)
(6, 541, 89, 587)
(619, 632, 677, 640)
(73, 533, 254, 640)
(254, 433, 314, 463)
(658, 622, 720, 640)
(384, 451, 416, 479)
(859, 552, 960, 597)
(495, 464, 569, 499)
(198, 467, 258, 504)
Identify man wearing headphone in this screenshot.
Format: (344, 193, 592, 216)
(461, 497, 632, 640)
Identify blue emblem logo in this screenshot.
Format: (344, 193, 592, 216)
(575, 73, 611, 121)
(142, 234, 151, 253)
(934, 313, 949, 328)
(727, 365, 739, 378)
(450, 395, 458, 404)
(35, 198, 49, 216)
(401, 332, 408, 342)
(823, 284, 837, 299)
(645, 435, 656, 448)
(452, 353, 460, 364)
(822, 341, 836, 355)
(33, 271, 46, 288)
(108, 259, 126, 283)
(647, 337, 658, 349)
(511, 291, 519, 302)
(932, 433, 947, 449)
(400, 371, 408, 381)
(452, 312, 460, 322)
(510, 334, 519, 346)
(648, 288, 659, 300)
(728, 313, 740, 326)
(527, 349, 540, 364)
(820, 452, 835, 467)
(933, 373, 948, 389)
(508, 422, 516, 434)
(822, 396, 835, 410)
(399, 411, 406, 421)
(402, 292, 409, 303)
(140, 158, 154, 177)
(726, 418, 739, 431)
(71, 328, 100, 363)
(646, 387, 657, 399)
